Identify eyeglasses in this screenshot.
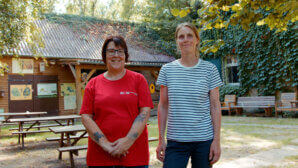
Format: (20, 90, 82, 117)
(106, 49, 125, 56)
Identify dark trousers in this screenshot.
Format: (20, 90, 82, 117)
(163, 140, 213, 168)
(89, 166, 148, 168)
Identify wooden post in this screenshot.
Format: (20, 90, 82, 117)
(75, 65, 82, 114)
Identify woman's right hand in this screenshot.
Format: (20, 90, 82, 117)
(99, 140, 114, 154)
(156, 140, 166, 162)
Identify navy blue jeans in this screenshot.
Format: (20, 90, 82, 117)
(89, 166, 148, 168)
(163, 140, 213, 168)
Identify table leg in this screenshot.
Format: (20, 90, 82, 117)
(58, 132, 64, 160)
(18, 122, 21, 144)
(20, 122, 24, 148)
(66, 133, 75, 168)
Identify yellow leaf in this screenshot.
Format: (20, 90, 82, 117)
(222, 6, 230, 12)
(291, 15, 298, 22)
(214, 22, 224, 29)
(206, 23, 213, 29)
(257, 19, 266, 26)
(232, 4, 241, 12)
(179, 9, 189, 18)
(171, 9, 180, 16)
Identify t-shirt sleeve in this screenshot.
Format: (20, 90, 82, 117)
(209, 64, 223, 90)
(80, 79, 94, 115)
(138, 74, 154, 109)
(156, 65, 167, 86)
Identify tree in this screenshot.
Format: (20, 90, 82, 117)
(0, 0, 47, 75)
(172, 0, 297, 53)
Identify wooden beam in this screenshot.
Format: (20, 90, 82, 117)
(126, 66, 161, 71)
(75, 65, 82, 114)
(81, 69, 96, 87)
(78, 64, 161, 71)
(68, 64, 76, 80)
(151, 71, 159, 79)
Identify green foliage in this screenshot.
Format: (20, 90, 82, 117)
(219, 85, 246, 102)
(201, 22, 297, 96)
(0, 0, 47, 75)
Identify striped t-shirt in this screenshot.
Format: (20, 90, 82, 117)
(157, 59, 223, 142)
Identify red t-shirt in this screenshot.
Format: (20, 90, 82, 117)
(80, 70, 153, 166)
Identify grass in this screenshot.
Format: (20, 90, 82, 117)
(0, 116, 297, 168)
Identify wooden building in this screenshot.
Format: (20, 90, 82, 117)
(0, 19, 175, 116)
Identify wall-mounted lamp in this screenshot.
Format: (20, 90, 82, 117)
(0, 91, 5, 97)
(49, 60, 56, 65)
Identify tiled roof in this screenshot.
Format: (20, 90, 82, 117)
(12, 19, 175, 64)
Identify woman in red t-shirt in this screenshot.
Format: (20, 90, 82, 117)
(80, 36, 153, 168)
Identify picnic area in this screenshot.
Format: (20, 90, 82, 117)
(0, 116, 297, 168)
(1, 0, 297, 168)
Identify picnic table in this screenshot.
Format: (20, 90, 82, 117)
(0, 111, 47, 123)
(8, 115, 81, 148)
(49, 125, 158, 168)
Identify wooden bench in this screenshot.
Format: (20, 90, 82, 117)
(57, 145, 87, 168)
(231, 96, 275, 117)
(275, 93, 298, 117)
(220, 95, 236, 115)
(9, 123, 68, 131)
(46, 134, 89, 141)
(12, 130, 51, 135)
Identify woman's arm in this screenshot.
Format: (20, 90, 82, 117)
(156, 85, 169, 162)
(209, 87, 221, 165)
(110, 106, 151, 157)
(81, 114, 113, 154)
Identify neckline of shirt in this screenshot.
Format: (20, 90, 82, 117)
(175, 59, 201, 69)
(102, 69, 128, 82)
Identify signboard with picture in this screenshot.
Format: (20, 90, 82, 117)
(37, 83, 57, 98)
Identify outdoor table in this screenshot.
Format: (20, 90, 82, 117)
(0, 111, 47, 123)
(8, 115, 81, 148)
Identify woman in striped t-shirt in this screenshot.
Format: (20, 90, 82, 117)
(156, 22, 223, 168)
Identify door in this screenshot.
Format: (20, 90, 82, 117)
(34, 75, 59, 116)
(8, 75, 34, 112)
(9, 75, 59, 116)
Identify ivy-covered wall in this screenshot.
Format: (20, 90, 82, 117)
(201, 22, 297, 96)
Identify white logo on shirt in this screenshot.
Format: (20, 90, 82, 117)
(120, 91, 138, 96)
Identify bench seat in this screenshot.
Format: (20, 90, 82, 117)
(149, 137, 158, 142)
(58, 145, 88, 152)
(232, 96, 275, 117)
(46, 134, 89, 141)
(12, 130, 51, 134)
(9, 123, 67, 131)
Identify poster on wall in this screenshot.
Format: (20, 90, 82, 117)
(60, 83, 76, 96)
(10, 85, 32, 100)
(12, 58, 34, 74)
(0, 108, 4, 120)
(64, 95, 76, 110)
(37, 83, 57, 98)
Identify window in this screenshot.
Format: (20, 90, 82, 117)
(225, 56, 239, 85)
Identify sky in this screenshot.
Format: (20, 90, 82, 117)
(54, 0, 111, 14)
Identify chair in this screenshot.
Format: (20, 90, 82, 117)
(221, 95, 236, 115)
(275, 93, 298, 117)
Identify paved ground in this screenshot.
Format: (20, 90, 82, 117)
(215, 143, 298, 168)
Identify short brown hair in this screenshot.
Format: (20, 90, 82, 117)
(101, 36, 129, 64)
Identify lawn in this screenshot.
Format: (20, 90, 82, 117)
(0, 116, 297, 168)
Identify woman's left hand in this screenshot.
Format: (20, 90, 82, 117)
(209, 139, 221, 165)
(110, 136, 135, 158)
